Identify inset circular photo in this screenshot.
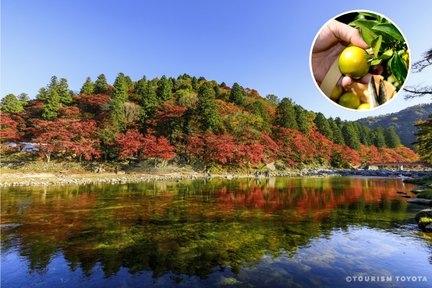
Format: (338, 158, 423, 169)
(310, 11, 410, 111)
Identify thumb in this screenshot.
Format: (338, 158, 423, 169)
(330, 20, 369, 49)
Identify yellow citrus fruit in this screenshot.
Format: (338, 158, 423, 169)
(330, 85, 343, 101)
(357, 103, 371, 110)
(338, 92, 361, 109)
(338, 46, 370, 79)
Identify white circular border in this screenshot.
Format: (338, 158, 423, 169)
(309, 9, 412, 112)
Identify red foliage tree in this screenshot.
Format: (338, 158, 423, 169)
(69, 120, 101, 161)
(59, 106, 81, 119)
(309, 129, 333, 164)
(260, 133, 279, 164)
(393, 147, 418, 162)
(74, 94, 110, 112)
(0, 112, 21, 142)
(151, 102, 187, 141)
(116, 129, 175, 162)
(358, 145, 381, 164)
(275, 127, 316, 166)
(185, 132, 247, 167)
(358, 145, 418, 164)
(141, 135, 175, 161)
(331, 144, 360, 168)
(24, 100, 44, 119)
(184, 134, 206, 161)
(203, 132, 239, 166)
(31, 118, 100, 162)
(73, 94, 110, 121)
(117, 129, 145, 159)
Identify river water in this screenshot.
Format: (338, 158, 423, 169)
(1, 176, 431, 287)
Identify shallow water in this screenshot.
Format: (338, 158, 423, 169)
(1, 176, 431, 287)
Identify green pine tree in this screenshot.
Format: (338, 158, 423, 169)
(80, 77, 95, 94)
(294, 105, 309, 134)
(0, 94, 24, 113)
(246, 100, 270, 131)
(37, 87, 48, 101)
(135, 76, 147, 96)
(124, 75, 134, 90)
(191, 77, 198, 91)
(342, 123, 360, 150)
(357, 124, 372, 146)
(109, 73, 128, 128)
(275, 98, 298, 130)
(229, 82, 245, 105)
(213, 84, 221, 99)
(48, 76, 59, 91)
(329, 118, 345, 145)
(384, 126, 401, 148)
(314, 112, 333, 140)
(335, 117, 343, 128)
(57, 78, 72, 104)
(156, 75, 173, 101)
(197, 82, 220, 131)
(248, 100, 270, 123)
(42, 89, 61, 120)
(265, 94, 279, 106)
(18, 93, 29, 104)
(139, 81, 159, 116)
(373, 127, 386, 148)
(94, 74, 109, 94)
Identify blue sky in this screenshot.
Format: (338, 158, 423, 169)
(1, 0, 431, 120)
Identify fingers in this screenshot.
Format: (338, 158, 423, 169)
(329, 20, 369, 49)
(340, 76, 352, 89)
(338, 73, 372, 90)
(358, 73, 373, 84)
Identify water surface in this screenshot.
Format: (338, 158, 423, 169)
(1, 176, 431, 287)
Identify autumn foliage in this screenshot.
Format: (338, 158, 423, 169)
(117, 129, 174, 161)
(0, 112, 21, 142)
(0, 73, 419, 167)
(31, 118, 101, 162)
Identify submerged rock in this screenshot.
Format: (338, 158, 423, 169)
(415, 209, 432, 223)
(407, 199, 432, 206)
(415, 209, 432, 231)
(418, 218, 432, 232)
(411, 186, 429, 194)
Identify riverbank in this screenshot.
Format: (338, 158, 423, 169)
(0, 168, 430, 187)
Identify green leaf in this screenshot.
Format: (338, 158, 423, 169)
(358, 12, 380, 21)
(371, 35, 382, 57)
(372, 23, 404, 42)
(355, 14, 366, 20)
(380, 49, 393, 60)
(389, 53, 407, 82)
(371, 59, 382, 65)
(350, 20, 382, 46)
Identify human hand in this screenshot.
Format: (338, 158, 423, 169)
(312, 20, 371, 89)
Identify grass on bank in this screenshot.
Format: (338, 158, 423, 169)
(404, 176, 432, 200)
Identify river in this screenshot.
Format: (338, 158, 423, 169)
(1, 176, 431, 287)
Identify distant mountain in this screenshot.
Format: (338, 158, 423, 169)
(357, 103, 432, 148)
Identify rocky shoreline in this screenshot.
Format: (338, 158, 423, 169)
(0, 169, 430, 187)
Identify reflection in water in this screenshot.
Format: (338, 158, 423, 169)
(1, 176, 432, 287)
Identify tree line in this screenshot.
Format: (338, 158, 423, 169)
(0, 73, 420, 169)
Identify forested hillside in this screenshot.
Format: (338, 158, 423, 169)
(0, 74, 418, 170)
(357, 103, 432, 148)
